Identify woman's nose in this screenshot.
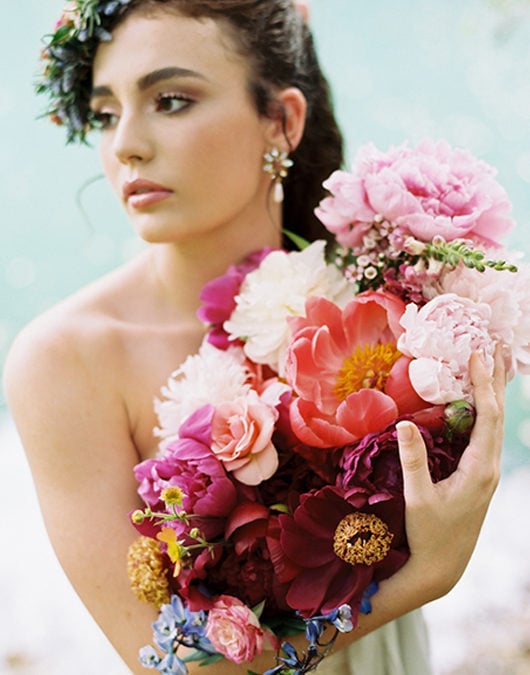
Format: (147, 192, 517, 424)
(112, 113, 154, 164)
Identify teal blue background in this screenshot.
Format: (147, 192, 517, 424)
(2, 0, 530, 468)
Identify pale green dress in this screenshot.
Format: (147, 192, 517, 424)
(316, 610, 432, 674)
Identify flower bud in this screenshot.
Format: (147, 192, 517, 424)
(444, 400, 475, 436)
(131, 509, 146, 525)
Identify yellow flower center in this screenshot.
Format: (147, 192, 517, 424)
(334, 342, 401, 401)
(333, 512, 393, 566)
(161, 486, 186, 507)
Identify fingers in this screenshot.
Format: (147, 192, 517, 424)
(457, 350, 504, 492)
(396, 421, 432, 503)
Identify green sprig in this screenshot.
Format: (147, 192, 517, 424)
(424, 238, 518, 273)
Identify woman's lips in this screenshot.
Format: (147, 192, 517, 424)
(123, 179, 173, 209)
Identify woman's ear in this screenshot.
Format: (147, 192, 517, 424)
(266, 87, 307, 152)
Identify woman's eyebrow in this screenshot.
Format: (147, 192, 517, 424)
(91, 66, 207, 100)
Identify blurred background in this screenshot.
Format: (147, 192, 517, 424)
(1, 0, 530, 673)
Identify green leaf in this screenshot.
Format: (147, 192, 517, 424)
(282, 229, 311, 250)
(181, 650, 223, 665)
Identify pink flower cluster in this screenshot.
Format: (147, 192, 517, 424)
(132, 139, 530, 672)
(316, 139, 514, 250)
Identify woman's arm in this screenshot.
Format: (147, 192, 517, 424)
(3, 312, 158, 674)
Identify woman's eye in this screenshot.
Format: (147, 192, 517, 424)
(155, 94, 193, 114)
(90, 111, 119, 130)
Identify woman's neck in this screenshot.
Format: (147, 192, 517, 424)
(146, 210, 283, 320)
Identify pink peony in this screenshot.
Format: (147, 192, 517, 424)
(424, 259, 530, 378)
(205, 595, 264, 664)
(398, 293, 495, 404)
(211, 390, 279, 485)
(284, 291, 428, 448)
(315, 139, 514, 249)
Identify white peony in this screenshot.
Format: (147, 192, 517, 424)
(223, 240, 353, 374)
(155, 339, 251, 448)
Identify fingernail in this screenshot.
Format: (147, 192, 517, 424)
(396, 421, 414, 443)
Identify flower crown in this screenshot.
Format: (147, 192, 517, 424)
(36, 0, 135, 144)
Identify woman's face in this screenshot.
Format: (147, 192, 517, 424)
(91, 10, 280, 246)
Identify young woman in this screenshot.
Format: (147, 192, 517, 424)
(3, 1, 504, 673)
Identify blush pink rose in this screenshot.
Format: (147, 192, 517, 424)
(205, 595, 264, 664)
(211, 390, 279, 485)
(315, 140, 513, 249)
(398, 293, 495, 404)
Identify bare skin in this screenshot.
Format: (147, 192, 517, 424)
(3, 9, 505, 675)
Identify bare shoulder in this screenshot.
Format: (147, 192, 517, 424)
(5, 271, 126, 408)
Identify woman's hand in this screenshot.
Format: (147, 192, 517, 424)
(396, 347, 505, 600)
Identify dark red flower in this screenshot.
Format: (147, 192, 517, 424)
(338, 420, 467, 508)
(274, 486, 408, 620)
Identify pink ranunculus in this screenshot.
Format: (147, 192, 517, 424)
(205, 595, 264, 664)
(398, 293, 495, 404)
(211, 390, 279, 485)
(315, 140, 514, 249)
(284, 291, 429, 448)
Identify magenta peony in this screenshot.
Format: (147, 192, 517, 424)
(198, 248, 275, 349)
(134, 405, 237, 541)
(284, 291, 428, 448)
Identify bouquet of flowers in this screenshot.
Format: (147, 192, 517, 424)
(127, 139, 530, 674)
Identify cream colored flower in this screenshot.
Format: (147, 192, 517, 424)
(224, 241, 353, 374)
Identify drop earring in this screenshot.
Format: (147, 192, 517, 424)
(263, 148, 294, 203)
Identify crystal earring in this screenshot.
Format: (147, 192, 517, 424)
(263, 148, 294, 203)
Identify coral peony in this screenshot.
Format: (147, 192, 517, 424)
(284, 291, 427, 448)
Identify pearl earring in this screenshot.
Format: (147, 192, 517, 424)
(263, 148, 294, 203)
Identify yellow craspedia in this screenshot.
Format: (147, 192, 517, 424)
(127, 536, 171, 608)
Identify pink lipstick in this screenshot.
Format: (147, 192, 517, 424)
(123, 179, 173, 209)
